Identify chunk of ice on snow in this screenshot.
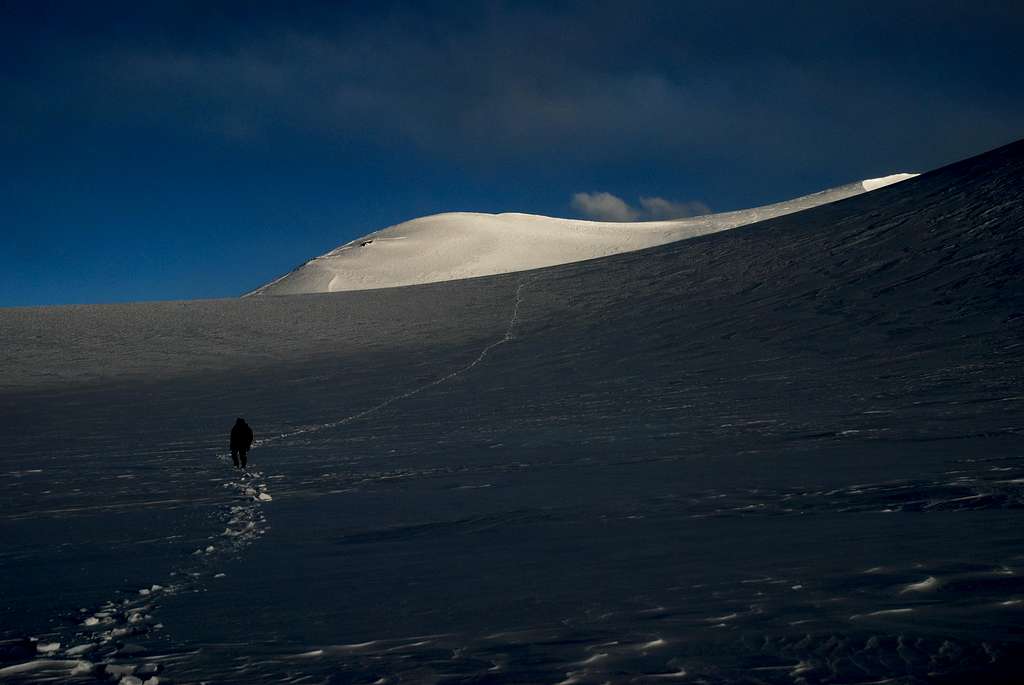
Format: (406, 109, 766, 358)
(65, 644, 94, 656)
(900, 576, 939, 593)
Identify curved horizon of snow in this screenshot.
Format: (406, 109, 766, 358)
(249, 173, 917, 296)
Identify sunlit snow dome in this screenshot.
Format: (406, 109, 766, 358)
(249, 174, 917, 296)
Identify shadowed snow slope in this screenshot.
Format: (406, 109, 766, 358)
(249, 174, 915, 295)
(0, 142, 1020, 684)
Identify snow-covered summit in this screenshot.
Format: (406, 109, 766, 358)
(249, 173, 917, 296)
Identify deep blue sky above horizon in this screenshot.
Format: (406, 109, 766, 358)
(2, 1, 1022, 306)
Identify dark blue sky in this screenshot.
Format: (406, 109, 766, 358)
(3, 1, 1022, 306)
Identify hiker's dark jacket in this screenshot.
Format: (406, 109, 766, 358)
(230, 420, 254, 451)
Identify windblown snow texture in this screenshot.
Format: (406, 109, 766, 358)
(0, 142, 1021, 683)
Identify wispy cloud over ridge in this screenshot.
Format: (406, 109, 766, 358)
(572, 192, 711, 221)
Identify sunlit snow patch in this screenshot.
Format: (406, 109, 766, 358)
(249, 173, 919, 296)
(862, 173, 918, 191)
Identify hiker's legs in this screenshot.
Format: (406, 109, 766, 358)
(240, 448, 248, 469)
(231, 448, 240, 467)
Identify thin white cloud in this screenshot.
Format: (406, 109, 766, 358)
(572, 192, 710, 221)
(638, 196, 711, 219)
(571, 192, 639, 221)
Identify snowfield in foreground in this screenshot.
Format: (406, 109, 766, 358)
(3, 142, 1021, 684)
(249, 174, 916, 296)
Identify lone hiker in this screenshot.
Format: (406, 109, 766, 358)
(230, 417, 254, 468)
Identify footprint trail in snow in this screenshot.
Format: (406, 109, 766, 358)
(254, 278, 531, 447)
(3, 466, 274, 683)
(7, 280, 530, 682)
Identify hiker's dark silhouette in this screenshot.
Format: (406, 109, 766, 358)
(230, 418, 254, 468)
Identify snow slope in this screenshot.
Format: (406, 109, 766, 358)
(249, 174, 916, 295)
(3, 144, 1022, 683)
